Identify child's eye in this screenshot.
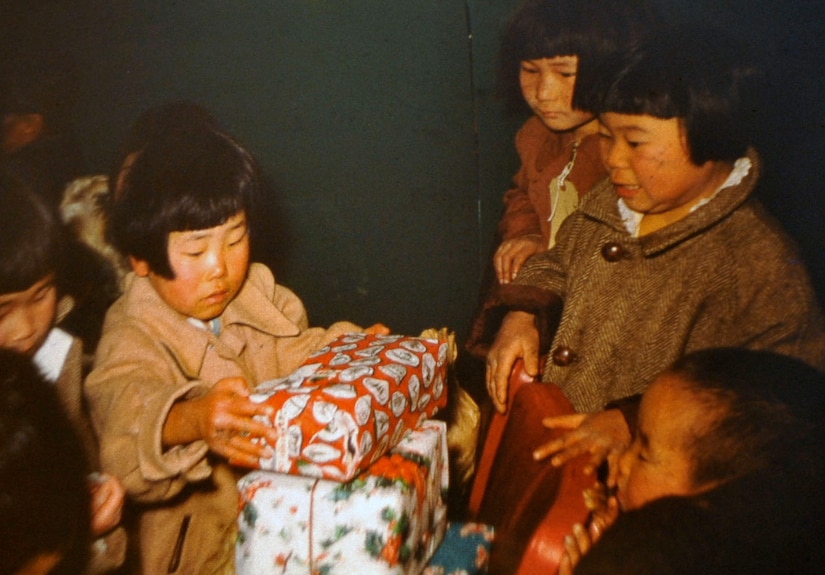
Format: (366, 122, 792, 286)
(184, 251, 205, 258)
(228, 231, 248, 247)
(520, 63, 539, 74)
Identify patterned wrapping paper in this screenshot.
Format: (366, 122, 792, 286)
(236, 420, 449, 575)
(247, 333, 449, 482)
(424, 522, 494, 575)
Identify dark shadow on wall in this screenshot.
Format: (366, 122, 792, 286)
(1, 0, 822, 342)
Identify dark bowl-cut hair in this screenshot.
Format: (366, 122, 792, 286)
(497, 0, 658, 115)
(107, 100, 221, 201)
(0, 349, 91, 575)
(667, 348, 825, 490)
(111, 126, 259, 279)
(595, 24, 764, 165)
(0, 185, 65, 294)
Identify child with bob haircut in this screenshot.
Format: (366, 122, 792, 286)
(465, 0, 657, 359)
(566, 347, 825, 575)
(483, 24, 825, 472)
(0, 187, 127, 574)
(85, 124, 387, 575)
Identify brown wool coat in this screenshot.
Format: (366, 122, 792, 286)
(85, 263, 363, 575)
(487, 151, 825, 412)
(466, 116, 606, 359)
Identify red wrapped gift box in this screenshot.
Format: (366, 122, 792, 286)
(248, 333, 449, 481)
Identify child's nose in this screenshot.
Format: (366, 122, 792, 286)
(206, 251, 228, 278)
(603, 140, 626, 170)
(536, 73, 561, 102)
(8, 307, 37, 351)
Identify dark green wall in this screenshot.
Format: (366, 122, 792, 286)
(3, 1, 823, 343)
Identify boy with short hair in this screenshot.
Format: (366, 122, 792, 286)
(86, 124, 387, 574)
(0, 186, 127, 574)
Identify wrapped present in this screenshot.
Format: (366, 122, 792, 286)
(236, 420, 449, 575)
(424, 522, 495, 575)
(248, 333, 449, 481)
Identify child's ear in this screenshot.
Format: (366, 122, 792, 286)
(130, 256, 151, 277)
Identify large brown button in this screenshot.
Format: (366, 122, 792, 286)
(552, 345, 577, 366)
(601, 242, 625, 262)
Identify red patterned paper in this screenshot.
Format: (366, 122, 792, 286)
(247, 333, 448, 481)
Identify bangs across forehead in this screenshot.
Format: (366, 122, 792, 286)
(513, 15, 590, 61)
(598, 57, 683, 119)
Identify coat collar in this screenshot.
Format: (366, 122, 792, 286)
(580, 148, 761, 256)
(119, 264, 300, 378)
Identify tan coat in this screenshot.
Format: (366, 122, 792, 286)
(85, 263, 362, 574)
(52, 332, 128, 574)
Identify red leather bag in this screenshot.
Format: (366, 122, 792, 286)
(468, 360, 592, 575)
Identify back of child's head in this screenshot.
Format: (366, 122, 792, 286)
(108, 100, 221, 198)
(596, 23, 763, 165)
(0, 185, 64, 294)
(668, 347, 825, 490)
(111, 126, 259, 279)
(0, 349, 90, 575)
(498, 0, 658, 114)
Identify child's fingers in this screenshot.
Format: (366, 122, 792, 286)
(542, 413, 588, 430)
(563, 533, 582, 569)
(219, 434, 273, 467)
(558, 552, 574, 575)
(572, 522, 592, 555)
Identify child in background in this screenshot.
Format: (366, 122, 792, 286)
(85, 125, 388, 574)
(567, 348, 825, 574)
(484, 24, 825, 456)
(0, 187, 126, 574)
(465, 0, 657, 359)
(0, 349, 91, 575)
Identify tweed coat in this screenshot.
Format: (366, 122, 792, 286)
(85, 263, 363, 575)
(491, 152, 825, 413)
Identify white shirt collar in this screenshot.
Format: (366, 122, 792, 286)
(32, 327, 74, 383)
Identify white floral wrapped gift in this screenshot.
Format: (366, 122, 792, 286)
(236, 420, 449, 575)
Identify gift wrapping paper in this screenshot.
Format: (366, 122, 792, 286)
(236, 420, 449, 575)
(424, 522, 494, 575)
(248, 333, 449, 482)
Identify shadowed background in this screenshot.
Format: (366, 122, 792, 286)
(1, 0, 822, 344)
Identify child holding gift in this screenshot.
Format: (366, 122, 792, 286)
(465, 0, 657, 358)
(0, 187, 127, 574)
(85, 124, 387, 575)
(483, 25, 825, 477)
(565, 348, 825, 574)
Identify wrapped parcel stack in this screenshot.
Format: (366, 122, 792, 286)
(236, 333, 451, 575)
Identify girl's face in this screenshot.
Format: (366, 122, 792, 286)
(519, 56, 595, 135)
(598, 113, 733, 230)
(132, 211, 250, 321)
(0, 274, 57, 356)
(615, 374, 711, 511)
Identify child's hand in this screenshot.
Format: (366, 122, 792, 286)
(163, 377, 279, 467)
(494, 234, 544, 284)
(532, 409, 631, 485)
(88, 472, 125, 537)
(558, 495, 619, 575)
(364, 323, 391, 335)
(485, 311, 540, 413)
